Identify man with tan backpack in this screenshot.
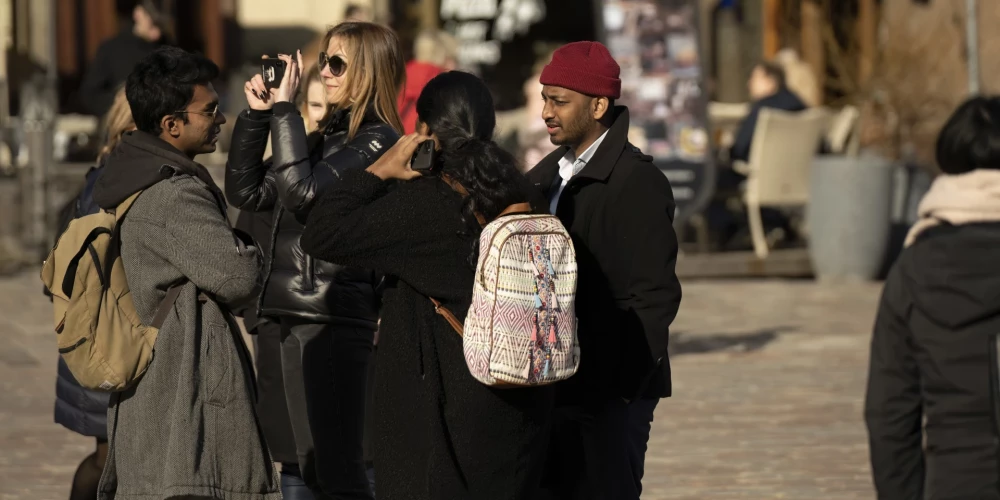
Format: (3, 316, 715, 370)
(42, 47, 279, 500)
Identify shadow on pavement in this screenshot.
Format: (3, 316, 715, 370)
(669, 328, 790, 356)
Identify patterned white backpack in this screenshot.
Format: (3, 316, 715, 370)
(431, 176, 580, 387)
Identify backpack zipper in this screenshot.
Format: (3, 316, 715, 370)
(480, 215, 557, 287)
(58, 337, 87, 354)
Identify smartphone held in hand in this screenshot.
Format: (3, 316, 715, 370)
(262, 58, 287, 91)
(410, 140, 437, 172)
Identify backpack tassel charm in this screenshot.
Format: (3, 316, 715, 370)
(543, 356, 551, 379)
(530, 315, 538, 343)
(544, 254, 556, 278)
(533, 293, 543, 309)
(548, 319, 557, 344)
(530, 248, 543, 277)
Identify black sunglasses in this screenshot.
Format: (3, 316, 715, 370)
(319, 53, 348, 77)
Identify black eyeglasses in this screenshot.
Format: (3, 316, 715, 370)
(176, 104, 220, 120)
(319, 52, 348, 77)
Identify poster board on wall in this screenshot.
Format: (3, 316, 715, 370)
(601, 0, 714, 224)
(435, 0, 713, 224)
(438, 0, 596, 110)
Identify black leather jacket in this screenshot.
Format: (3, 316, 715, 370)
(226, 102, 398, 326)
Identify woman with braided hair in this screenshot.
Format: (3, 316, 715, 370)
(301, 71, 554, 500)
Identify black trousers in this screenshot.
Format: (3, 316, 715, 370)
(252, 321, 299, 465)
(544, 397, 659, 500)
(281, 320, 375, 500)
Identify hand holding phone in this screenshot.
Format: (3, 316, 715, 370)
(271, 52, 303, 104)
(244, 74, 271, 110)
(366, 133, 432, 181)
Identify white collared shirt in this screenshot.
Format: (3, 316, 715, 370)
(549, 130, 610, 214)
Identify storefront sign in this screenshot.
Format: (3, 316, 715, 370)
(440, 0, 547, 67)
(434, 0, 714, 224)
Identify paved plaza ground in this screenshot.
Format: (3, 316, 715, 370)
(0, 269, 882, 499)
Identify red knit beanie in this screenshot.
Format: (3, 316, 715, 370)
(540, 41, 621, 99)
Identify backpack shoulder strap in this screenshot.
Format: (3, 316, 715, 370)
(428, 177, 535, 335)
(149, 285, 184, 329)
(109, 190, 144, 220)
(99, 189, 187, 329)
(499, 203, 532, 217)
(102, 190, 144, 287)
(430, 297, 464, 337)
(439, 175, 534, 226)
(439, 174, 487, 227)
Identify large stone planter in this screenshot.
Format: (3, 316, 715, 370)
(878, 163, 933, 278)
(807, 155, 895, 281)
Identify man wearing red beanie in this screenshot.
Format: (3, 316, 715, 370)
(526, 41, 682, 500)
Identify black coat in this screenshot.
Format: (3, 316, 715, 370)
(526, 106, 682, 403)
(53, 166, 111, 439)
(301, 168, 554, 500)
(226, 103, 398, 326)
(729, 87, 807, 163)
(866, 222, 1000, 500)
(232, 208, 298, 465)
(233, 207, 273, 331)
(78, 28, 161, 116)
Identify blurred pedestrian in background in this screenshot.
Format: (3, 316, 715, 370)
(773, 48, 821, 108)
(79, 0, 170, 117)
(866, 96, 1000, 500)
(298, 64, 330, 132)
(519, 49, 557, 171)
(50, 87, 133, 500)
(397, 30, 458, 134)
(344, 4, 374, 23)
(728, 61, 806, 165)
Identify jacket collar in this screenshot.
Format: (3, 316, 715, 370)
(322, 104, 381, 136)
(93, 130, 221, 209)
(531, 106, 632, 196)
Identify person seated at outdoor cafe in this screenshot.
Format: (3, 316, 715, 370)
(728, 60, 807, 166)
(710, 61, 806, 250)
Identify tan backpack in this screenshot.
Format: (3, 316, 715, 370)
(41, 190, 180, 392)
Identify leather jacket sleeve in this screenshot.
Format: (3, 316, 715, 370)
(225, 109, 278, 212)
(269, 102, 393, 219)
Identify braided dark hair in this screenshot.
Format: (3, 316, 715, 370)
(415, 71, 528, 265)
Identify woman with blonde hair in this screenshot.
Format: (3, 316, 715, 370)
(226, 21, 404, 500)
(236, 62, 332, 500)
(297, 63, 329, 132)
(97, 89, 136, 161)
(50, 87, 134, 500)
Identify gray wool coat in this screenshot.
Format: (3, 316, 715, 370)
(92, 132, 280, 500)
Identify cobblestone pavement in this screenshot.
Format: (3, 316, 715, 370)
(0, 270, 882, 499)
